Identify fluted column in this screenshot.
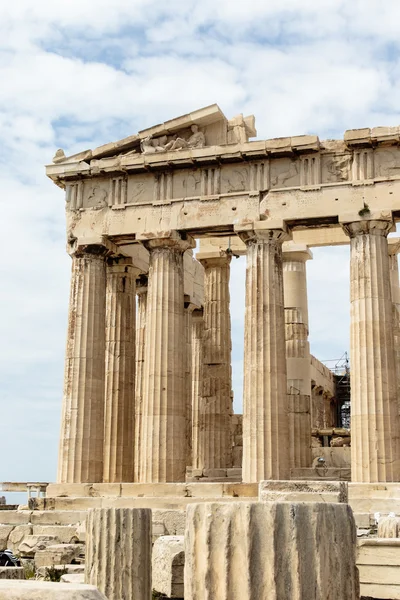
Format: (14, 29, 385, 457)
(185, 302, 195, 468)
(238, 224, 290, 482)
(103, 258, 138, 483)
(138, 232, 195, 483)
(85, 508, 152, 600)
(191, 308, 204, 471)
(342, 218, 400, 482)
(58, 243, 108, 483)
(388, 239, 400, 414)
(196, 252, 232, 470)
(283, 243, 312, 396)
(134, 276, 148, 482)
(185, 502, 359, 600)
(283, 243, 312, 469)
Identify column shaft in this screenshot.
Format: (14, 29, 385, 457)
(197, 254, 232, 470)
(185, 502, 359, 600)
(343, 219, 400, 482)
(283, 245, 312, 469)
(191, 309, 204, 471)
(139, 234, 194, 482)
(240, 227, 290, 482)
(85, 507, 152, 600)
(134, 277, 148, 482)
(103, 259, 137, 483)
(389, 242, 400, 413)
(185, 304, 195, 468)
(58, 246, 107, 483)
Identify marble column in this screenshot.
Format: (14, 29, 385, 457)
(388, 239, 400, 414)
(85, 508, 152, 600)
(342, 218, 400, 482)
(103, 258, 138, 483)
(185, 302, 195, 468)
(238, 224, 290, 483)
(138, 232, 195, 483)
(185, 502, 359, 600)
(283, 243, 312, 469)
(58, 243, 108, 483)
(196, 252, 232, 470)
(191, 308, 204, 471)
(134, 276, 148, 482)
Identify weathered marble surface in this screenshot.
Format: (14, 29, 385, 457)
(185, 501, 359, 600)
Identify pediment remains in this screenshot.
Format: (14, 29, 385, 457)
(52, 104, 257, 164)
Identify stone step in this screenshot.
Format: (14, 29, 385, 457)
(259, 480, 348, 503)
(0, 510, 86, 527)
(44, 482, 256, 499)
(358, 539, 400, 599)
(31, 511, 87, 525)
(0, 512, 31, 525)
(349, 483, 400, 499)
(350, 498, 400, 515)
(31, 496, 259, 512)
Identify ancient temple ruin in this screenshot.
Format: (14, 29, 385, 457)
(46, 104, 400, 487)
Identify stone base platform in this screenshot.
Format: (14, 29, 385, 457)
(27, 481, 400, 517)
(358, 538, 400, 599)
(30, 482, 257, 512)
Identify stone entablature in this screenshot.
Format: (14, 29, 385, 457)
(47, 106, 400, 243)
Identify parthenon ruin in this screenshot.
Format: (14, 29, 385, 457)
(45, 104, 400, 487)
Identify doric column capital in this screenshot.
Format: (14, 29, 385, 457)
(235, 220, 291, 246)
(282, 242, 313, 263)
(196, 250, 231, 269)
(340, 214, 394, 239)
(137, 230, 195, 253)
(68, 236, 119, 258)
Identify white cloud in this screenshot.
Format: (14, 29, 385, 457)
(0, 0, 399, 485)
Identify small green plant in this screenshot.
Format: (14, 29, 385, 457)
(23, 561, 36, 580)
(358, 203, 370, 217)
(44, 565, 67, 582)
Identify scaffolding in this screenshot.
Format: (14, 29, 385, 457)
(322, 352, 351, 429)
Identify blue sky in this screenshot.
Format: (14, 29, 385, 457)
(1, 0, 400, 492)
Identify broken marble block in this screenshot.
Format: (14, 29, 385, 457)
(185, 501, 359, 600)
(152, 536, 184, 598)
(85, 508, 152, 600)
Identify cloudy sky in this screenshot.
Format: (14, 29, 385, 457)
(1, 0, 400, 491)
